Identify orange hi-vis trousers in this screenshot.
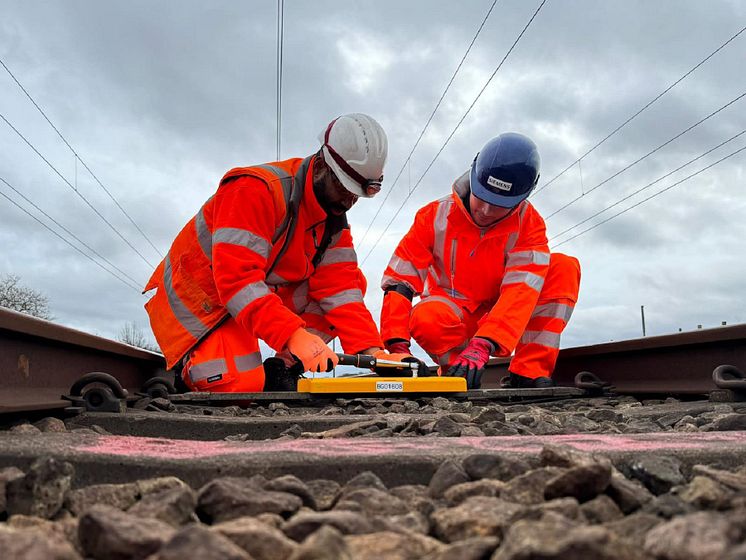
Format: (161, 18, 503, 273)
(182, 281, 335, 393)
(410, 253, 580, 379)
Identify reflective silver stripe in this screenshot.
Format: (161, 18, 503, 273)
(292, 281, 310, 313)
(419, 295, 464, 320)
(502, 270, 545, 292)
(532, 302, 574, 322)
(226, 282, 272, 316)
(507, 250, 550, 268)
(505, 232, 519, 254)
(189, 358, 228, 383)
(234, 352, 263, 372)
(195, 209, 212, 260)
(255, 164, 291, 181)
(266, 271, 288, 286)
(163, 255, 207, 338)
(318, 247, 357, 267)
(432, 200, 450, 278)
(388, 255, 426, 279)
(213, 228, 271, 259)
(519, 330, 561, 349)
(319, 288, 364, 312)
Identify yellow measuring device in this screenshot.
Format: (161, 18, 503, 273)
(297, 376, 467, 394)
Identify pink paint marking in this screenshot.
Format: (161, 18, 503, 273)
(74, 431, 746, 461)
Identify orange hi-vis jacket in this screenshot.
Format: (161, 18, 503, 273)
(144, 155, 383, 369)
(381, 173, 551, 357)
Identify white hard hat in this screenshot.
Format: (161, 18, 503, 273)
(317, 113, 388, 198)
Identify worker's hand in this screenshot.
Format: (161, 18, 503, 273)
(385, 339, 411, 355)
(445, 338, 494, 389)
(286, 328, 339, 373)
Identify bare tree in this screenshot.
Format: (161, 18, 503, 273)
(0, 274, 52, 319)
(118, 321, 160, 352)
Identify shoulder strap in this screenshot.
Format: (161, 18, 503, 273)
(312, 213, 349, 268)
(266, 156, 312, 277)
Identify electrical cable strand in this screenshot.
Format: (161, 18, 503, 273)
(0, 112, 156, 268)
(534, 24, 746, 196)
(0, 176, 143, 293)
(360, 0, 549, 266)
(276, 0, 284, 161)
(550, 144, 746, 249)
(544, 90, 746, 221)
(356, 0, 500, 249)
(550, 129, 746, 241)
(0, 57, 163, 259)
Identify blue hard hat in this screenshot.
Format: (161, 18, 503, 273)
(469, 132, 541, 208)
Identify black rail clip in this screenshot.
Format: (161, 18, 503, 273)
(710, 365, 746, 402)
(63, 372, 129, 413)
(574, 371, 613, 396)
(139, 377, 178, 400)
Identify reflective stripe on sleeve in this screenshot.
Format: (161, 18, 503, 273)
(501, 270, 545, 292)
(213, 228, 271, 259)
(163, 255, 208, 338)
(388, 255, 427, 279)
(194, 209, 212, 260)
(531, 302, 575, 322)
(189, 358, 228, 383)
(226, 281, 272, 317)
(234, 352, 263, 372)
(519, 330, 562, 348)
(319, 288, 364, 312)
(506, 250, 550, 268)
(317, 247, 357, 267)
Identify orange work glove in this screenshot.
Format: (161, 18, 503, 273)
(286, 328, 339, 373)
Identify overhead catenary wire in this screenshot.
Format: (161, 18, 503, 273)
(276, 0, 285, 161)
(533, 24, 746, 197)
(360, 0, 549, 266)
(550, 144, 746, 250)
(0, 175, 143, 293)
(544, 90, 746, 221)
(549, 129, 746, 242)
(0, 57, 163, 259)
(0, 112, 157, 269)
(355, 0, 501, 250)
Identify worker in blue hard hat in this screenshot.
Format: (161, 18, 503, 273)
(379, 132, 581, 389)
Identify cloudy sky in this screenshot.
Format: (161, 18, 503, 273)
(1, 0, 745, 361)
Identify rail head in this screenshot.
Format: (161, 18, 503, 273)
(0, 306, 164, 364)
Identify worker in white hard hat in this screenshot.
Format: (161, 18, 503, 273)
(145, 113, 418, 392)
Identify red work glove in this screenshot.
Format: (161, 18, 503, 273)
(445, 338, 494, 389)
(385, 339, 411, 354)
(286, 328, 339, 373)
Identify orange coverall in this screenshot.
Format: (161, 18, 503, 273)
(380, 173, 580, 380)
(144, 156, 383, 392)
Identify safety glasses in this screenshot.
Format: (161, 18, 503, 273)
(323, 119, 383, 196)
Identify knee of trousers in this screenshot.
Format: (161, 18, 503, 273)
(409, 299, 468, 356)
(539, 253, 581, 302)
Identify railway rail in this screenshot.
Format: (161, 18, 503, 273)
(3, 307, 746, 559)
(2, 306, 746, 417)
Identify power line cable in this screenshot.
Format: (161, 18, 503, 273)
(0, 112, 156, 268)
(356, 0, 500, 249)
(0, 57, 163, 259)
(361, 0, 549, 266)
(534, 24, 746, 197)
(550, 129, 746, 241)
(544, 90, 746, 220)
(276, 0, 285, 160)
(551, 144, 746, 249)
(0, 175, 143, 293)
